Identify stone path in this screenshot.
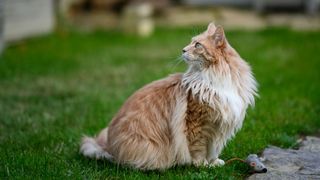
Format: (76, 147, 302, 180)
(248, 136, 320, 180)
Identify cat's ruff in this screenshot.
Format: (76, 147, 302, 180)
(80, 23, 258, 170)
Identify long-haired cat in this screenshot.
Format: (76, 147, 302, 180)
(80, 23, 258, 170)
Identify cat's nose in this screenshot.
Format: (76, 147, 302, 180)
(262, 168, 267, 173)
(182, 49, 187, 53)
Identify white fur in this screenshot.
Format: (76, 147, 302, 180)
(210, 158, 225, 167)
(170, 94, 192, 165)
(182, 62, 257, 127)
(80, 136, 113, 160)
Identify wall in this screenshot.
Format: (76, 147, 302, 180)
(3, 0, 55, 42)
(0, 0, 4, 54)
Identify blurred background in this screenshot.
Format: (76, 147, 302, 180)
(1, 0, 320, 45)
(0, 0, 320, 179)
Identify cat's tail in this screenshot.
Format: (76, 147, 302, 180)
(80, 128, 113, 160)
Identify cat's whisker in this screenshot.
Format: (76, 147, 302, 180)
(167, 56, 184, 72)
(165, 57, 179, 67)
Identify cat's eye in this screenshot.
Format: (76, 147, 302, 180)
(195, 42, 203, 49)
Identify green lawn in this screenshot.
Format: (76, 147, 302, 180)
(0, 27, 319, 179)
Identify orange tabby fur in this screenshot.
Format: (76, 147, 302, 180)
(80, 23, 258, 170)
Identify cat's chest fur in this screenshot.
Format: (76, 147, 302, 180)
(183, 81, 246, 158)
(184, 93, 221, 147)
(181, 65, 256, 161)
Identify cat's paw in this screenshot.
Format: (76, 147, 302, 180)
(208, 158, 225, 167)
(193, 159, 209, 167)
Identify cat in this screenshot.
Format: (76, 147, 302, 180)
(80, 23, 258, 170)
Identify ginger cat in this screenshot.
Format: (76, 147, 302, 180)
(80, 23, 258, 170)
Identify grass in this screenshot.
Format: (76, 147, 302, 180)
(0, 26, 319, 179)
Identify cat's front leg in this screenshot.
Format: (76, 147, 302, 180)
(190, 147, 209, 167)
(209, 158, 225, 167)
(192, 154, 224, 167)
(207, 140, 225, 167)
(192, 158, 209, 167)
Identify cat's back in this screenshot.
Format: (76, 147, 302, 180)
(135, 73, 183, 96)
(118, 73, 183, 112)
(107, 73, 184, 138)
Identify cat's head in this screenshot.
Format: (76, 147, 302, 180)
(182, 23, 237, 71)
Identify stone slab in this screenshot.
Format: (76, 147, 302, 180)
(248, 136, 320, 180)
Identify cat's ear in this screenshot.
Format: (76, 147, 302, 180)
(207, 22, 216, 35)
(212, 25, 226, 48)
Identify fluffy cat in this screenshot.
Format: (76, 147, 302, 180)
(80, 23, 258, 170)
